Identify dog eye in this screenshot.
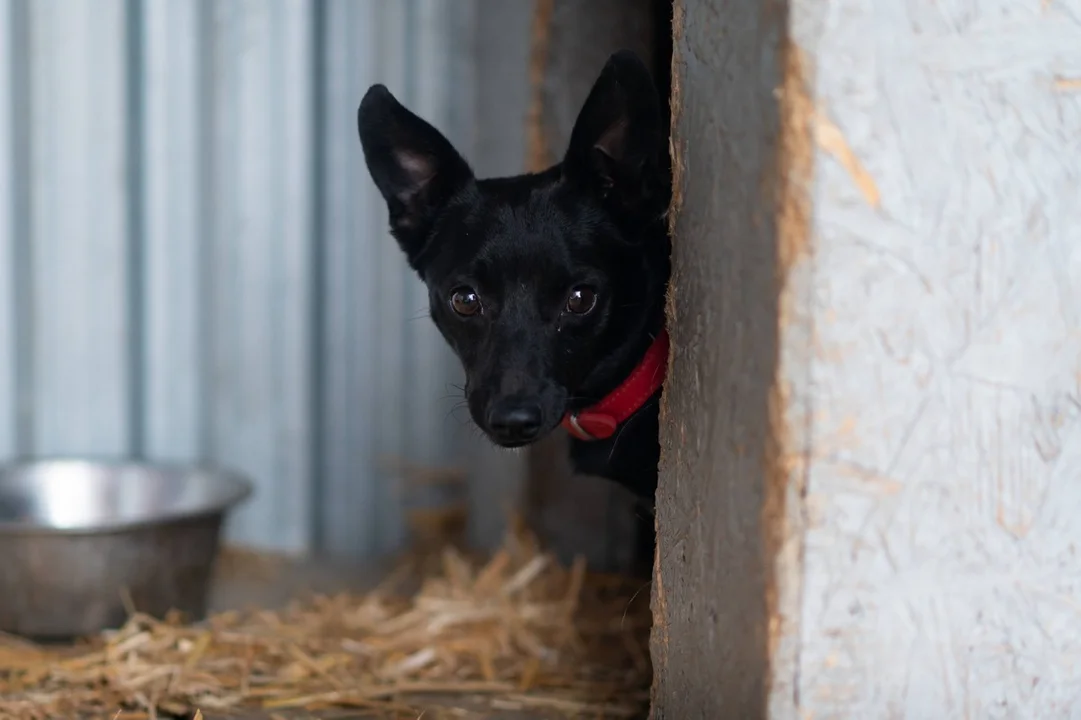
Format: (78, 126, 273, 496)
(565, 286, 598, 315)
(450, 287, 482, 317)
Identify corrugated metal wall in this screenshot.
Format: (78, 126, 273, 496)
(0, 0, 509, 557)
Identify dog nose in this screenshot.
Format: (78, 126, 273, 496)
(487, 401, 545, 444)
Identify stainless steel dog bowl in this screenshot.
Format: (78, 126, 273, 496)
(0, 458, 253, 639)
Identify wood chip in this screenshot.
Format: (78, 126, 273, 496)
(1053, 76, 1081, 92)
(813, 107, 881, 208)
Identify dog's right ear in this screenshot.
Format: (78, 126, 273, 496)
(562, 50, 667, 220)
(357, 85, 474, 270)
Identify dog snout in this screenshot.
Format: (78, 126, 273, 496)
(486, 397, 545, 446)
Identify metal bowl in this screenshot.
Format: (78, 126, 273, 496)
(0, 458, 253, 640)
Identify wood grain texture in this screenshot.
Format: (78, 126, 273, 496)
(650, 0, 797, 716)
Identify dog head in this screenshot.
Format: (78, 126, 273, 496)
(357, 50, 670, 449)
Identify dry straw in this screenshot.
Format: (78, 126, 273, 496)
(0, 516, 651, 719)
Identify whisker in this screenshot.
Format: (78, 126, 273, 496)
(444, 402, 473, 426)
(621, 579, 653, 631)
(606, 400, 656, 464)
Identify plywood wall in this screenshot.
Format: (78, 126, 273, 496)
(651, 0, 1081, 717)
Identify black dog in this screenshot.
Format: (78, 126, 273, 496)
(357, 50, 670, 508)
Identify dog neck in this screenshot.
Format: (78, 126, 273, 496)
(561, 328, 670, 441)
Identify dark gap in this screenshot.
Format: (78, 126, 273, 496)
(626, 0, 675, 576)
(651, 0, 674, 143)
(10, 0, 33, 456)
(125, 0, 146, 458)
(308, 0, 329, 552)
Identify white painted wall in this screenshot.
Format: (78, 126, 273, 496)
(780, 0, 1081, 715)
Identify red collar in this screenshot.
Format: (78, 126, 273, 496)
(561, 329, 670, 441)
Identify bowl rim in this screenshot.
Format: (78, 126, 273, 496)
(0, 455, 254, 536)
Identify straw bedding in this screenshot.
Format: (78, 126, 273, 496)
(0, 516, 652, 720)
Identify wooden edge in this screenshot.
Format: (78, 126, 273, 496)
(763, 36, 816, 718)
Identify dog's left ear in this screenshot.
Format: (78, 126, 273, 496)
(357, 85, 474, 271)
(563, 50, 665, 213)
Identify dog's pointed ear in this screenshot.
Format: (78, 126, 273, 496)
(357, 85, 474, 270)
(563, 50, 665, 213)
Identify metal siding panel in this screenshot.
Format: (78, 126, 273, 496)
(392, 0, 469, 549)
(0, 0, 13, 459)
(320, 0, 482, 557)
(29, 0, 131, 455)
(318, 0, 382, 557)
(207, 0, 313, 553)
(408, 0, 479, 543)
(409, 0, 463, 470)
(0, 0, 479, 558)
(275, 0, 315, 555)
(319, 0, 424, 557)
(366, 0, 411, 555)
(142, 0, 202, 462)
(316, 0, 526, 556)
